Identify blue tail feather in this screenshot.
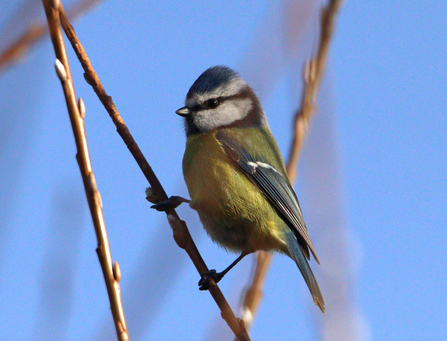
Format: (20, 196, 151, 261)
(285, 231, 325, 312)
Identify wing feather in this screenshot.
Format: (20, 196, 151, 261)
(216, 130, 320, 263)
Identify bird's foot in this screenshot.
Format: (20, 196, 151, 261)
(198, 270, 225, 291)
(147, 190, 190, 211)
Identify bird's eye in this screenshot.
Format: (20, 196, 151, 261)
(206, 98, 219, 109)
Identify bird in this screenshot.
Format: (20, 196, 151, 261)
(175, 65, 324, 312)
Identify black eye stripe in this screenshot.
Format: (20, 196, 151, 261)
(195, 88, 252, 112)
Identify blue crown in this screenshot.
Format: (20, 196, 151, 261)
(187, 66, 239, 98)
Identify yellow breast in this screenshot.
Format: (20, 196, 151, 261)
(182, 130, 286, 253)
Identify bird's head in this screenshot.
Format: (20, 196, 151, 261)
(176, 66, 267, 136)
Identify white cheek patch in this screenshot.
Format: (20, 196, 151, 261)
(232, 97, 253, 118)
(194, 97, 253, 132)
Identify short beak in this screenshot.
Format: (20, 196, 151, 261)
(176, 106, 190, 117)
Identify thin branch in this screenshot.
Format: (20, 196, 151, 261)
(0, 24, 45, 73)
(0, 0, 101, 73)
(238, 0, 343, 332)
(57, 5, 251, 341)
(41, 1, 129, 340)
(287, 0, 343, 181)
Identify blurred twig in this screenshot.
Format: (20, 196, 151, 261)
(57, 4, 251, 341)
(0, 24, 45, 73)
(41, 1, 129, 340)
(287, 0, 343, 181)
(238, 0, 343, 331)
(0, 0, 101, 73)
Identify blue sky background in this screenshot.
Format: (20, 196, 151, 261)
(0, 0, 446, 340)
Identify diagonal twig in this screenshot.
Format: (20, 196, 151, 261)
(57, 4, 251, 341)
(0, 23, 45, 73)
(0, 0, 102, 73)
(238, 0, 343, 331)
(41, 0, 129, 340)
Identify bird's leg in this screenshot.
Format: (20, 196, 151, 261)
(199, 252, 247, 290)
(150, 196, 191, 211)
(146, 187, 191, 211)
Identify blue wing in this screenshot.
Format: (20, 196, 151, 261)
(216, 130, 319, 263)
(216, 130, 325, 312)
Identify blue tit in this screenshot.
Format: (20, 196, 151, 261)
(176, 66, 324, 312)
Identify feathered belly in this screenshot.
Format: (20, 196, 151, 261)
(183, 132, 286, 253)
